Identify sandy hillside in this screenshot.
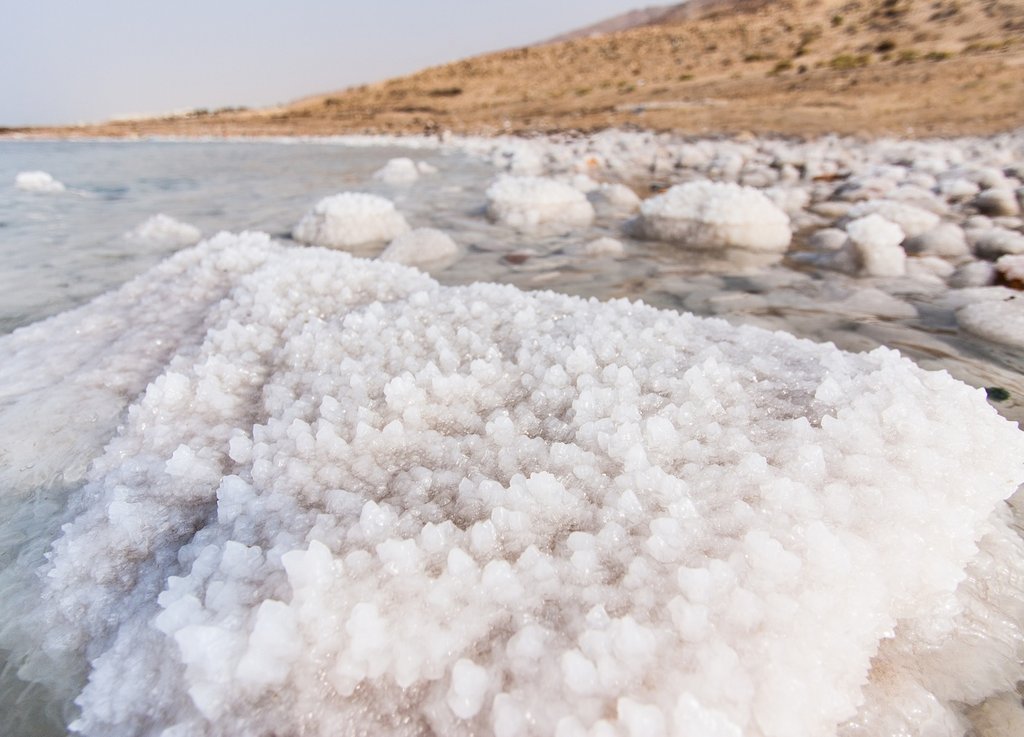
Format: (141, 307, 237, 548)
(7, 0, 1024, 139)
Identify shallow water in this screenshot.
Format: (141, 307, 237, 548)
(2, 139, 1020, 425)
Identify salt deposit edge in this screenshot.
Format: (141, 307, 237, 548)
(0, 232, 1021, 737)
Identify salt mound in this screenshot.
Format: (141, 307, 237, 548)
(374, 158, 421, 185)
(292, 192, 410, 249)
(570, 237, 626, 257)
(587, 184, 641, 217)
(957, 297, 1024, 348)
(845, 214, 907, 277)
(380, 228, 458, 267)
(635, 181, 791, 252)
(846, 200, 939, 238)
(485, 176, 595, 232)
(996, 254, 1024, 284)
(1, 234, 1023, 737)
(125, 214, 202, 248)
(15, 170, 65, 193)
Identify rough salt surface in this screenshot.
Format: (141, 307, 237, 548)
(635, 181, 791, 252)
(125, 214, 202, 249)
(292, 192, 410, 249)
(1, 233, 1023, 737)
(15, 170, 65, 193)
(485, 176, 595, 232)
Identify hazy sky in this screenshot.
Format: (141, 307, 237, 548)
(1, 1, 658, 126)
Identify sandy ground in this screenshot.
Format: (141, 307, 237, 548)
(4, 0, 1023, 139)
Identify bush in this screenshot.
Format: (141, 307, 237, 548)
(829, 53, 871, 70)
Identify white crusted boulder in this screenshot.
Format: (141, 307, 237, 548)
(292, 192, 410, 249)
(485, 176, 595, 232)
(635, 181, 791, 252)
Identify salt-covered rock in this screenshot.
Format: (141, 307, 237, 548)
(568, 237, 625, 257)
(379, 228, 458, 267)
(995, 254, 1024, 286)
(905, 256, 955, 282)
(974, 189, 1020, 217)
(969, 228, 1024, 259)
(846, 200, 939, 239)
(991, 216, 1023, 231)
(635, 181, 791, 252)
(485, 176, 595, 232)
(125, 214, 202, 249)
(949, 261, 998, 288)
(15, 170, 65, 193)
(937, 177, 980, 202)
(292, 192, 410, 249)
(587, 184, 641, 216)
(903, 224, 969, 260)
(374, 158, 421, 185)
(764, 186, 811, 215)
(957, 297, 1024, 348)
(2, 233, 1023, 737)
(970, 167, 1011, 190)
(808, 228, 849, 251)
(845, 214, 907, 277)
(811, 202, 854, 220)
(566, 174, 600, 193)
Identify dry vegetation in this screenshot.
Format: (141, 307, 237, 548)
(8, 0, 1024, 139)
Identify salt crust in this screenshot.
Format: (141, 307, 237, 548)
(1, 233, 1023, 737)
(845, 214, 907, 277)
(292, 192, 410, 249)
(15, 170, 65, 192)
(380, 228, 458, 267)
(374, 158, 422, 185)
(636, 181, 791, 252)
(125, 214, 202, 249)
(995, 254, 1024, 283)
(957, 297, 1024, 349)
(485, 176, 595, 232)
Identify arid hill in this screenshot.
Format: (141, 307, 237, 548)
(9, 0, 1024, 139)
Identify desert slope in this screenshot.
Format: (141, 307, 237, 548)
(7, 0, 1024, 139)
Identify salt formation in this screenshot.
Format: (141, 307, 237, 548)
(485, 176, 595, 232)
(125, 214, 202, 249)
(845, 214, 907, 277)
(14, 170, 65, 192)
(846, 200, 939, 238)
(957, 297, 1024, 349)
(1, 233, 1023, 737)
(587, 184, 641, 217)
(292, 192, 410, 249)
(379, 228, 458, 267)
(569, 237, 626, 257)
(374, 157, 423, 185)
(634, 181, 791, 252)
(996, 254, 1024, 284)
